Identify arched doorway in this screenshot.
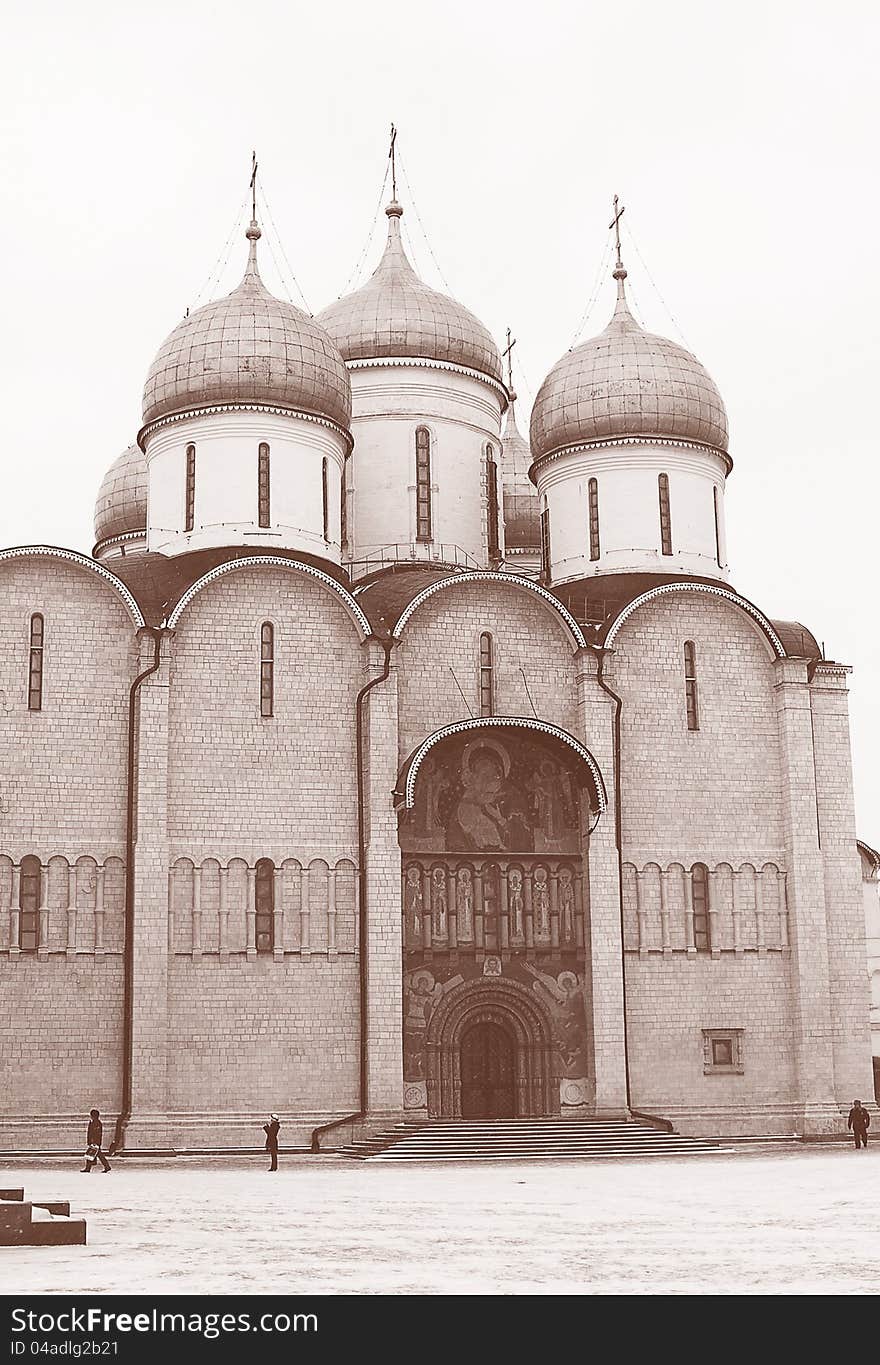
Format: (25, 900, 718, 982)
(460, 1019, 516, 1118)
(426, 978, 560, 1119)
(398, 721, 602, 1119)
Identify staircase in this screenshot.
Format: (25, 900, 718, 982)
(338, 1118, 726, 1162)
(0, 1187, 87, 1246)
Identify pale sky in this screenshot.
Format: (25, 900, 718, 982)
(1, 0, 878, 837)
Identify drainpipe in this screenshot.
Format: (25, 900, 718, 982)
(594, 645, 675, 1134)
(110, 626, 163, 1156)
(593, 646, 632, 1114)
(311, 634, 394, 1152)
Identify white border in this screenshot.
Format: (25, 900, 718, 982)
(604, 582, 786, 656)
(401, 716, 607, 813)
(138, 402, 353, 452)
(392, 571, 588, 649)
(346, 354, 508, 405)
(166, 555, 371, 637)
(0, 546, 145, 628)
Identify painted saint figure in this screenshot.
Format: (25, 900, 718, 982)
(456, 867, 474, 941)
(533, 865, 550, 940)
(405, 865, 424, 946)
(431, 866, 448, 940)
(508, 866, 524, 940)
(559, 866, 575, 943)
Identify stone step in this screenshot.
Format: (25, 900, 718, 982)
(0, 1191, 86, 1247)
(338, 1118, 724, 1162)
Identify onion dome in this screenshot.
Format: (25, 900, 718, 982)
(530, 261, 728, 461)
(94, 443, 147, 545)
(142, 222, 351, 430)
(316, 201, 503, 385)
(500, 394, 540, 552)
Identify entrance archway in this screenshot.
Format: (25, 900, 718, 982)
(460, 1020, 516, 1118)
(426, 978, 559, 1119)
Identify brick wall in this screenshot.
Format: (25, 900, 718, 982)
(625, 954, 797, 1134)
(609, 592, 785, 867)
(0, 557, 134, 1144)
(396, 579, 580, 763)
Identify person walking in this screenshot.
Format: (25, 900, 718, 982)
(847, 1099, 870, 1149)
(81, 1108, 111, 1172)
(263, 1113, 281, 1171)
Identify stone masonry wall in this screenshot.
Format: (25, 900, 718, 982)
(625, 953, 797, 1135)
(396, 579, 581, 764)
(0, 557, 135, 1144)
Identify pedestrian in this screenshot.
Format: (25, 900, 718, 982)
(81, 1108, 112, 1172)
(263, 1113, 280, 1171)
(847, 1099, 870, 1149)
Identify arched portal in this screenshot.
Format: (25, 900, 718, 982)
(400, 722, 599, 1118)
(427, 978, 559, 1119)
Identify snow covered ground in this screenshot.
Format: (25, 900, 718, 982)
(1, 1147, 877, 1295)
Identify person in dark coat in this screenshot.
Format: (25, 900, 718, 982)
(263, 1113, 280, 1171)
(81, 1108, 111, 1172)
(847, 1099, 870, 1149)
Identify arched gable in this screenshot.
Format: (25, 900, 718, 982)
(0, 546, 145, 628)
(166, 556, 370, 638)
(393, 572, 587, 651)
(396, 717, 607, 815)
(605, 582, 786, 658)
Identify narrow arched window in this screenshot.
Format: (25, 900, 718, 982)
(260, 622, 274, 719)
(588, 478, 600, 561)
(19, 855, 41, 952)
(691, 864, 710, 952)
(28, 613, 44, 711)
(658, 473, 672, 555)
(713, 485, 722, 567)
(340, 468, 348, 549)
(684, 640, 699, 731)
(255, 858, 275, 953)
(479, 632, 494, 717)
(185, 445, 196, 532)
(322, 458, 330, 541)
(486, 446, 500, 560)
(258, 443, 270, 527)
(415, 427, 432, 542)
(540, 504, 551, 582)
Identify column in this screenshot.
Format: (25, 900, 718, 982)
(635, 868, 647, 958)
(683, 867, 696, 954)
(246, 866, 257, 959)
(66, 863, 76, 958)
(577, 647, 628, 1118)
(774, 656, 838, 1135)
(327, 865, 338, 958)
(218, 866, 229, 961)
(273, 866, 283, 962)
(706, 869, 721, 958)
(10, 865, 20, 957)
(37, 864, 48, 961)
(299, 866, 311, 957)
(191, 864, 202, 961)
(755, 871, 766, 954)
(361, 640, 404, 1113)
(809, 662, 877, 1115)
(659, 868, 671, 955)
(94, 864, 105, 955)
(127, 629, 172, 1149)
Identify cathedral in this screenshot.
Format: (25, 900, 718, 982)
(1, 174, 875, 1152)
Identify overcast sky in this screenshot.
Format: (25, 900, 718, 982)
(1, 0, 878, 837)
